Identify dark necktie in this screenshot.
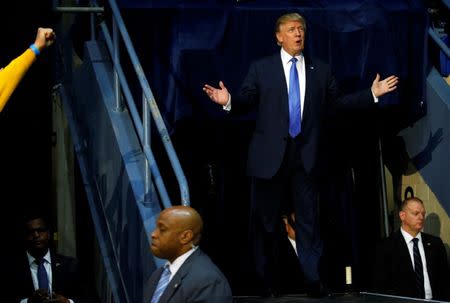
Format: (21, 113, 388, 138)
(36, 258, 49, 291)
(150, 264, 171, 303)
(288, 57, 301, 137)
(412, 238, 425, 298)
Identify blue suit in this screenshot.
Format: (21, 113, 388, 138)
(146, 249, 232, 303)
(231, 52, 373, 288)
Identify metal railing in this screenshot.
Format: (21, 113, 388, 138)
(429, 28, 450, 59)
(55, 0, 190, 207)
(104, 0, 190, 206)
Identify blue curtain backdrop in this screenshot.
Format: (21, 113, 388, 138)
(119, 0, 427, 131)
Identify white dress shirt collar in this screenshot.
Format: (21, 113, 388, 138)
(166, 246, 198, 281)
(27, 250, 51, 266)
(400, 227, 422, 243)
(280, 47, 303, 64)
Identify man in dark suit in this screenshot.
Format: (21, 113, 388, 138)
(9, 213, 96, 303)
(278, 213, 305, 294)
(372, 197, 450, 300)
(147, 205, 232, 303)
(203, 12, 398, 297)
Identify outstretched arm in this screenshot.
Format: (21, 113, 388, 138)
(371, 73, 399, 97)
(203, 81, 230, 106)
(0, 27, 55, 112)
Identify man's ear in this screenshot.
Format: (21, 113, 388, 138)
(179, 230, 194, 245)
(399, 210, 405, 222)
(276, 32, 283, 45)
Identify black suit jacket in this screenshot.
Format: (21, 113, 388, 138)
(277, 236, 305, 294)
(9, 251, 95, 303)
(146, 249, 232, 303)
(232, 53, 373, 179)
(372, 229, 450, 300)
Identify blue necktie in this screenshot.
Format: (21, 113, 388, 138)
(289, 57, 301, 137)
(151, 265, 171, 303)
(36, 258, 49, 291)
(412, 238, 425, 298)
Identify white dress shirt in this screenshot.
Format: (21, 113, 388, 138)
(223, 47, 378, 111)
(165, 246, 198, 282)
(280, 48, 306, 119)
(287, 236, 298, 256)
(20, 251, 74, 303)
(400, 228, 432, 299)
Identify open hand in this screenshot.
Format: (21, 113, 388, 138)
(203, 81, 230, 106)
(371, 73, 399, 97)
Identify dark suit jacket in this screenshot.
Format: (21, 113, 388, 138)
(146, 249, 232, 303)
(372, 229, 450, 300)
(277, 236, 305, 294)
(9, 251, 95, 303)
(232, 53, 373, 179)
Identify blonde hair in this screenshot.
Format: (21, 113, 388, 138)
(275, 13, 307, 46)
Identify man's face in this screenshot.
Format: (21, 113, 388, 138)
(276, 20, 305, 56)
(151, 210, 182, 262)
(25, 218, 50, 255)
(400, 201, 426, 235)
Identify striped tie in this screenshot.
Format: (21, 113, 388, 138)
(151, 265, 171, 303)
(412, 238, 425, 298)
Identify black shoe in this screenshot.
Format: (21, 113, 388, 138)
(306, 280, 330, 298)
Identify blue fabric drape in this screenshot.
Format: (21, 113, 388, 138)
(120, 0, 427, 132)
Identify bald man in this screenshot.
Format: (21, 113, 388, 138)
(147, 206, 232, 303)
(372, 197, 450, 300)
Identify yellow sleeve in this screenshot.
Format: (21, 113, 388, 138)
(0, 48, 37, 112)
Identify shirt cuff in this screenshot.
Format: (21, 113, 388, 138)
(371, 89, 379, 103)
(223, 94, 231, 111)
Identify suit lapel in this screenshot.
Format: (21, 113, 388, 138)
(269, 54, 289, 119)
(421, 233, 433, 281)
(145, 266, 164, 302)
(51, 253, 62, 291)
(303, 56, 315, 123)
(22, 254, 35, 294)
(394, 230, 416, 274)
(158, 250, 200, 303)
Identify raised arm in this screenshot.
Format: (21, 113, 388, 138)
(0, 27, 55, 112)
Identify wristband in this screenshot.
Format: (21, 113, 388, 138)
(29, 44, 41, 56)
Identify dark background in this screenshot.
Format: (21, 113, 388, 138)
(0, 0, 431, 296)
(1, 2, 55, 251)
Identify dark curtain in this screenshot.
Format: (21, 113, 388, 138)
(116, 0, 428, 294)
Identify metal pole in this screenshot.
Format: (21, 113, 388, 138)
(53, 7, 104, 13)
(112, 19, 123, 112)
(143, 92, 151, 203)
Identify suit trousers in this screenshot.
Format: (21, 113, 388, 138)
(250, 136, 323, 289)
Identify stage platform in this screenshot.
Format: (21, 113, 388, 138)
(233, 292, 449, 303)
